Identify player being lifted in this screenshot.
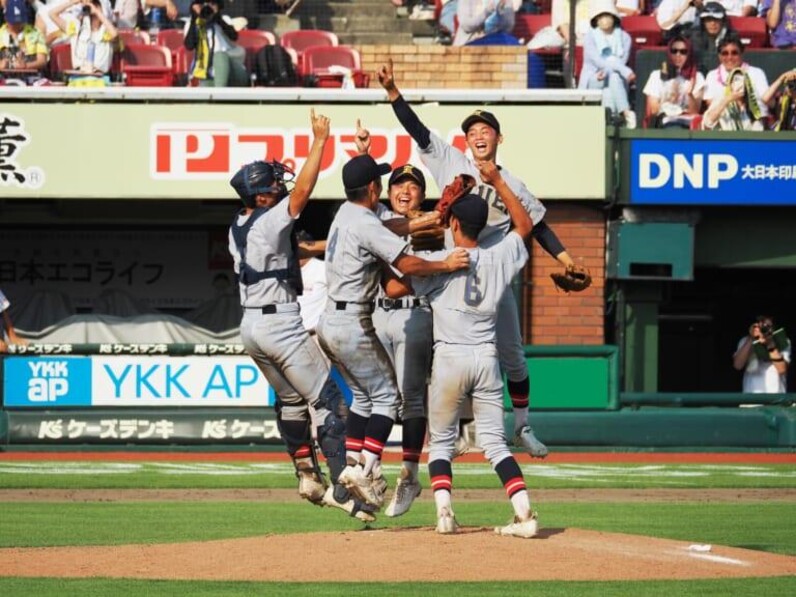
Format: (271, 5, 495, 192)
(383, 163, 540, 538)
(229, 109, 376, 523)
(378, 58, 584, 459)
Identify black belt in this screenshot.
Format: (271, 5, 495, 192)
(377, 298, 427, 310)
(335, 301, 374, 311)
(245, 305, 278, 314)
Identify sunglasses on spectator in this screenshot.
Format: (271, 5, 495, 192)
(670, 48, 688, 55)
(720, 49, 741, 56)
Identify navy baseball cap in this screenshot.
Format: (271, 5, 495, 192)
(461, 110, 501, 135)
(342, 154, 391, 191)
(5, 0, 29, 24)
(450, 194, 488, 230)
(388, 164, 426, 192)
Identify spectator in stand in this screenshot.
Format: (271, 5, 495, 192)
(732, 316, 790, 393)
(51, 0, 118, 74)
(616, 0, 645, 17)
(690, 2, 735, 73)
(716, 0, 758, 15)
(114, 0, 178, 29)
(579, 0, 637, 127)
(438, 0, 459, 42)
(770, 69, 796, 130)
(643, 34, 705, 127)
(552, 0, 590, 46)
(0, 289, 27, 353)
(762, 0, 796, 49)
(703, 35, 769, 111)
(0, 0, 48, 72)
(183, 0, 248, 87)
(656, 0, 702, 39)
(453, 0, 520, 45)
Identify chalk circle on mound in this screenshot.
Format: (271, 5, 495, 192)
(1, 527, 795, 582)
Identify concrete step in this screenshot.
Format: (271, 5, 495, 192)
(320, 15, 412, 34)
(337, 31, 414, 45)
(298, 1, 399, 19)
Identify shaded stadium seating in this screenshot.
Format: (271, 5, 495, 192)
(236, 29, 276, 76)
(48, 43, 73, 82)
(728, 16, 768, 48)
(173, 46, 195, 86)
(301, 45, 369, 88)
(280, 29, 339, 74)
(120, 44, 173, 86)
(118, 29, 151, 47)
(622, 15, 663, 47)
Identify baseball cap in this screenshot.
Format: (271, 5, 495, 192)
(5, 0, 29, 25)
(342, 154, 391, 191)
(450, 194, 488, 230)
(388, 164, 426, 192)
(700, 2, 726, 20)
(461, 110, 501, 135)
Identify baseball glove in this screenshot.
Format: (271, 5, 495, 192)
(435, 174, 477, 226)
(407, 210, 445, 252)
(550, 265, 592, 293)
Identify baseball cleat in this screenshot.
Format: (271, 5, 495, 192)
(322, 485, 377, 523)
(296, 465, 327, 505)
(494, 512, 539, 539)
(513, 425, 549, 459)
(385, 467, 422, 517)
(338, 464, 384, 508)
(435, 507, 458, 535)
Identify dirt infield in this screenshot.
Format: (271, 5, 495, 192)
(2, 527, 795, 582)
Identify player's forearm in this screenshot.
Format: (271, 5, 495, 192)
(297, 239, 326, 258)
(531, 220, 566, 258)
(494, 178, 532, 241)
(382, 272, 413, 298)
(390, 94, 431, 150)
(289, 136, 328, 215)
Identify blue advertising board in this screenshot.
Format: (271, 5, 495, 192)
(630, 139, 796, 205)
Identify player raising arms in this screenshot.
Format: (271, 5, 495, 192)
(378, 58, 586, 459)
(229, 109, 376, 523)
(384, 162, 540, 538)
(316, 150, 470, 510)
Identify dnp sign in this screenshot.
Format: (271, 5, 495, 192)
(630, 139, 796, 205)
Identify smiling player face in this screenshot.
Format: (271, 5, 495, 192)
(465, 122, 502, 162)
(388, 178, 424, 216)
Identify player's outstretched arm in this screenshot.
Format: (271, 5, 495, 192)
(476, 161, 533, 242)
(297, 239, 326, 258)
(378, 58, 432, 150)
(288, 108, 330, 218)
(532, 221, 575, 267)
(393, 248, 469, 277)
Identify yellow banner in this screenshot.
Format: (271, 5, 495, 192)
(0, 103, 605, 200)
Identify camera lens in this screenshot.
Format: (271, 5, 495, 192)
(200, 3, 214, 17)
(82, 5, 91, 15)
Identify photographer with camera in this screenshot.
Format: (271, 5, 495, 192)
(733, 315, 791, 394)
(770, 69, 796, 130)
(183, 0, 248, 87)
(51, 0, 118, 75)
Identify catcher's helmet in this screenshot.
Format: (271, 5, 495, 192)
(230, 160, 293, 208)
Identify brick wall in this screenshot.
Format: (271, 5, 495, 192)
(525, 204, 605, 345)
(355, 45, 527, 89)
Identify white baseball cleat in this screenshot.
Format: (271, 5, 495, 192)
(338, 464, 385, 508)
(513, 425, 549, 459)
(435, 507, 458, 535)
(322, 486, 377, 523)
(385, 467, 422, 517)
(296, 466, 327, 505)
(495, 512, 539, 539)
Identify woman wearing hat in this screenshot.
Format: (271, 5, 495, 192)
(578, 0, 636, 128)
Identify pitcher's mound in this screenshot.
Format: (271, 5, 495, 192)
(2, 527, 795, 582)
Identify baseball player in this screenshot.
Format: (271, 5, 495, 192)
(383, 162, 539, 538)
(379, 58, 581, 459)
(229, 109, 375, 523)
(316, 152, 470, 509)
(371, 163, 435, 517)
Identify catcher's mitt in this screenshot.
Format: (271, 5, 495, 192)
(407, 209, 445, 252)
(550, 265, 592, 293)
(435, 174, 477, 226)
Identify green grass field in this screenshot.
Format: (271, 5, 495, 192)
(1, 459, 795, 596)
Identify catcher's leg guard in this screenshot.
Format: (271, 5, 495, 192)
(316, 409, 346, 483)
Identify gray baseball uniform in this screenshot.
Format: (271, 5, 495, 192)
(317, 200, 408, 421)
(419, 132, 543, 383)
(229, 199, 332, 428)
(411, 231, 530, 464)
(373, 205, 433, 423)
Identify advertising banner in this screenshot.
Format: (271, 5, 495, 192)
(5, 409, 283, 444)
(630, 139, 796, 205)
(3, 355, 274, 408)
(0, 103, 605, 200)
